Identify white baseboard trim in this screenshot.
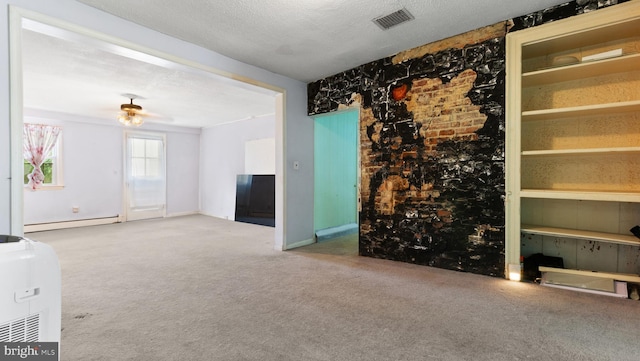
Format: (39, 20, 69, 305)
(284, 238, 315, 250)
(165, 211, 200, 218)
(198, 211, 234, 221)
(24, 215, 121, 233)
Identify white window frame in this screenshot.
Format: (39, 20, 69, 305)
(123, 130, 167, 221)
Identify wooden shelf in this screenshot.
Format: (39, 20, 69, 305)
(522, 147, 640, 157)
(522, 53, 640, 87)
(521, 224, 640, 246)
(519, 189, 640, 202)
(521, 100, 640, 121)
(522, 17, 640, 58)
(539, 266, 640, 284)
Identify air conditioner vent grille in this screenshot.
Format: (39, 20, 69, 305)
(373, 8, 415, 30)
(0, 314, 40, 342)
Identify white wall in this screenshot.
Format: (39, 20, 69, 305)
(200, 115, 275, 220)
(22, 112, 200, 224)
(245, 138, 276, 175)
(23, 116, 123, 224)
(166, 131, 200, 216)
(0, 0, 314, 249)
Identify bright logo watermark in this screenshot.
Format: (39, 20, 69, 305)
(0, 343, 58, 360)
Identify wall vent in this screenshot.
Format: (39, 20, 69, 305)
(373, 8, 415, 30)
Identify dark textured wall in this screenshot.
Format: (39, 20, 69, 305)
(307, 0, 628, 277)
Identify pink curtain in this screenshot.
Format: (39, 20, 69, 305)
(23, 123, 61, 190)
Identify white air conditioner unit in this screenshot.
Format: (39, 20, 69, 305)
(0, 235, 61, 349)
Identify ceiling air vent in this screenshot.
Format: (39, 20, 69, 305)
(373, 8, 415, 30)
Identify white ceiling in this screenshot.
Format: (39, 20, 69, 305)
(22, 22, 278, 129)
(75, 0, 570, 82)
(23, 0, 570, 129)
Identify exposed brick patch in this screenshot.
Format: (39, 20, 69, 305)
(406, 69, 486, 154)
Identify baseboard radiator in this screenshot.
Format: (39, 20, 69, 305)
(24, 215, 121, 233)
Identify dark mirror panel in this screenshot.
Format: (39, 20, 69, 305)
(235, 175, 275, 227)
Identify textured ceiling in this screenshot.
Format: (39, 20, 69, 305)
(24, 1, 571, 128)
(22, 24, 277, 129)
(76, 0, 570, 82)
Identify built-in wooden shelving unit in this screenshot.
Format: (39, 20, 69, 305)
(505, 1, 640, 291)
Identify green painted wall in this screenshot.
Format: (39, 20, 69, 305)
(314, 110, 358, 232)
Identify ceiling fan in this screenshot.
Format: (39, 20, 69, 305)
(117, 94, 145, 127)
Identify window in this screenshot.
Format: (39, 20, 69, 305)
(23, 140, 61, 185)
(125, 134, 166, 220)
(130, 137, 162, 178)
(23, 124, 63, 190)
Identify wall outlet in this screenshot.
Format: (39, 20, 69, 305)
(293, 161, 300, 170)
(72, 206, 79, 213)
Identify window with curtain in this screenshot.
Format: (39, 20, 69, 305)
(23, 123, 63, 190)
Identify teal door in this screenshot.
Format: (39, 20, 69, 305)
(314, 110, 358, 234)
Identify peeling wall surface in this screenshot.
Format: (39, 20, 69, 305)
(307, 0, 628, 277)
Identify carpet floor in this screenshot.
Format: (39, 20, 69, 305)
(27, 214, 640, 361)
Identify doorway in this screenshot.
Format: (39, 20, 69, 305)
(124, 132, 166, 221)
(8, 10, 286, 247)
(313, 110, 359, 241)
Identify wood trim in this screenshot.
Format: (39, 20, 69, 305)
(539, 266, 640, 283)
(521, 224, 640, 246)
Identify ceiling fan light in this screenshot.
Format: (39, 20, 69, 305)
(117, 112, 130, 125)
(131, 115, 143, 127)
(116, 97, 144, 127)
